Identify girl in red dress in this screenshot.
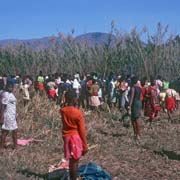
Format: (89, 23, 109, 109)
(60, 90, 88, 180)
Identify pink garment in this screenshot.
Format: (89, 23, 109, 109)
(63, 134, 83, 160)
(17, 138, 43, 146)
(89, 96, 100, 107)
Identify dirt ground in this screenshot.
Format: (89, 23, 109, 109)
(0, 95, 179, 180)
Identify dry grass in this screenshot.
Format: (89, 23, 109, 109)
(0, 93, 180, 180)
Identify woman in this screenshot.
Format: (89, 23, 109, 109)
(129, 77, 142, 143)
(0, 83, 18, 149)
(89, 79, 100, 109)
(144, 78, 160, 127)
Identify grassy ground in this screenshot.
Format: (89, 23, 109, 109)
(0, 94, 179, 180)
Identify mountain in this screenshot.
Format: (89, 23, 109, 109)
(0, 32, 116, 50)
(0, 37, 60, 50)
(74, 32, 116, 46)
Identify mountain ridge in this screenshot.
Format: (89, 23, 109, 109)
(0, 32, 115, 49)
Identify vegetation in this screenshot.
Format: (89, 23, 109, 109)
(0, 22, 180, 179)
(0, 93, 179, 179)
(0, 22, 180, 80)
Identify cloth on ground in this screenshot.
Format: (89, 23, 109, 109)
(17, 138, 43, 146)
(78, 162, 111, 180)
(48, 160, 69, 173)
(48, 159, 69, 180)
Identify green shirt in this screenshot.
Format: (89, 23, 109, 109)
(163, 81, 169, 89)
(37, 76, 44, 83)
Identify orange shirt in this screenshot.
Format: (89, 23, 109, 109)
(60, 106, 88, 150)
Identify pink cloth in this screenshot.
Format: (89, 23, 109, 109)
(58, 161, 69, 169)
(17, 138, 43, 146)
(89, 96, 100, 107)
(63, 134, 83, 160)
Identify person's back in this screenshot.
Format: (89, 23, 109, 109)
(90, 83, 99, 96)
(60, 106, 84, 136)
(60, 90, 88, 180)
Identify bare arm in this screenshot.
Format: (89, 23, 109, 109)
(129, 87, 135, 108)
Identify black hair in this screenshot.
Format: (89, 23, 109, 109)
(150, 77, 155, 86)
(65, 90, 77, 104)
(131, 76, 138, 85)
(92, 79, 97, 84)
(6, 83, 14, 92)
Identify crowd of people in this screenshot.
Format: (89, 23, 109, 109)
(0, 72, 179, 136)
(0, 71, 179, 180)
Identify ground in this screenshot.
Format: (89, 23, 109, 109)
(0, 94, 179, 180)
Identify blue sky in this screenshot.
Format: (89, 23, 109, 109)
(0, 0, 179, 40)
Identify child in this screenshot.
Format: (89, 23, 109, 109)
(0, 83, 18, 149)
(60, 90, 88, 180)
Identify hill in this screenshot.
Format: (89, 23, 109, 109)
(0, 32, 116, 50)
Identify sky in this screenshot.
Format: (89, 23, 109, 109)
(0, 0, 180, 40)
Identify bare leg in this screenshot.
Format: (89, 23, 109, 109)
(135, 119, 141, 138)
(167, 110, 173, 122)
(0, 130, 8, 149)
(131, 121, 137, 138)
(149, 118, 153, 128)
(12, 130, 18, 149)
(69, 158, 79, 180)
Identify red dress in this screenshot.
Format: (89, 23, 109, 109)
(60, 106, 88, 159)
(166, 97, 176, 111)
(49, 89, 56, 99)
(38, 82, 44, 91)
(144, 85, 160, 119)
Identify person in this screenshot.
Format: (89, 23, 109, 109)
(0, 83, 18, 149)
(0, 88, 5, 127)
(72, 76, 81, 101)
(0, 76, 5, 90)
(21, 78, 30, 106)
(155, 75, 163, 93)
(162, 78, 169, 90)
(60, 90, 88, 180)
(119, 78, 128, 110)
(78, 75, 87, 109)
(89, 79, 101, 110)
(165, 88, 177, 121)
(144, 78, 160, 127)
(129, 76, 142, 143)
(109, 78, 116, 108)
(36, 71, 45, 95)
